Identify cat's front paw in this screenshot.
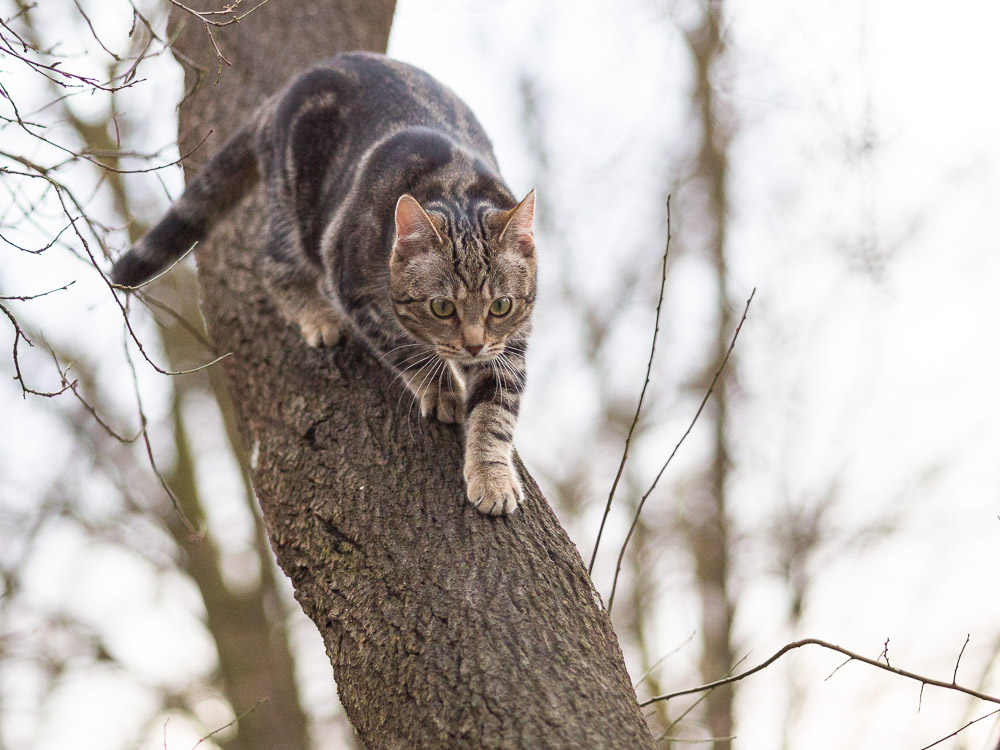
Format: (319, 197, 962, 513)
(464, 459, 522, 516)
(297, 308, 344, 348)
(419, 386, 465, 424)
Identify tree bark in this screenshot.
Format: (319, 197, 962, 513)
(167, 3, 655, 748)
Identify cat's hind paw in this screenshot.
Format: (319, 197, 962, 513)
(464, 460, 522, 516)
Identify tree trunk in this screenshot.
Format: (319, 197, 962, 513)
(682, 2, 737, 748)
(167, 3, 655, 748)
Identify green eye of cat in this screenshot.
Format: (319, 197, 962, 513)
(489, 297, 512, 317)
(430, 297, 456, 318)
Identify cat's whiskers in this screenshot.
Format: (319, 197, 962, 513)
(497, 351, 521, 378)
(395, 357, 436, 434)
(406, 356, 445, 441)
(390, 353, 439, 426)
(377, 342, 429, 365)
(503, 341, 528, 358)
(394, 350, 438, 373)
(434, 357, 449, 410)
(387, 352, 435, 396)
(496, 353, 525, 410)
(489, 359, 507, 413)
(494, 352, 516, 385)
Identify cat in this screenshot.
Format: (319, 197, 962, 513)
(111, 52, 535, 516)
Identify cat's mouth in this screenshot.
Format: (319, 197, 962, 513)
(436, 345, 501, 364)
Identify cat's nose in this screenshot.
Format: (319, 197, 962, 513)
(464, 343, 483, 356)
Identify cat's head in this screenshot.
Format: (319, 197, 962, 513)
(388, 191, 536, 364)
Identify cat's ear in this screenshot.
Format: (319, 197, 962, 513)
(393, 194, 442, 262)
(498, 189, 535, 258)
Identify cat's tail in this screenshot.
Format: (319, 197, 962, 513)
(110, 123, 260, 288)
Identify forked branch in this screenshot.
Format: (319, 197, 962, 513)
(640, 637, 1000, 708)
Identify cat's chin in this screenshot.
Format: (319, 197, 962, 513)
(438, 350, 499, 366)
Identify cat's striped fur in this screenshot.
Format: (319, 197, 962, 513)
(111, 53, 535, 515)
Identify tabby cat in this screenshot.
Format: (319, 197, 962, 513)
(111, 53, 535, 516)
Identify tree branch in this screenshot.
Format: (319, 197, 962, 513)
(606, 287, 755, 613)
(640, 637, 1000, 708)
(589, 197, 672, 575)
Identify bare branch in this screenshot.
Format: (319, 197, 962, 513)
(0, 280, 75, 300)
(634, 630, 695, 690)
(1, 300, 74, 398)
(589, 197, 672, 575)
(190, 698, 268, 749)
(110, 242, 199, 291)
(607, 288, 756, 613)
(167, 0, 274, 27)
(121, 327, 201, 537)
(165, 0, 276, 76)
(917, 709, 1000, 750)
(640, 637, 1000, 708)
(137, 290, 216, 353)
(953, 633, 970, 684)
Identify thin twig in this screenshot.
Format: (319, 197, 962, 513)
(953, 634, 970, 683)
(917, 708, 1000, 750)
(1, 300, 73, 398)
(167, 0, 274, 27)
(607, 288, 755, 613)
(111, 241, 199, 291)
(0, 122, 212, 177)
(166, 0, 275, 75)
(31, 170, 225, 377)
(589, 197, 672, 575)
(191, 698, 267, 749)
(0, 280, 75, 300)
(137, 291, 215, 353)
(653, 649, 754, 742)
(43, 347, 143, 444)
(880, 637, 892, 667)
(655, 735, 735, 745)
(825, 656, 852, 681)
(121, 328, 200, 536)
(70, 0, 120, 62)
(656, 689, 712, 742)
(640, 637, 1000, 708)
(634, 630, 695, 690)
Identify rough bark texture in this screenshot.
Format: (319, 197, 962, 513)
(168, 3, 656, 748)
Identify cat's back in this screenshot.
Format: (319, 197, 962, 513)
(271, 52, 496, 164)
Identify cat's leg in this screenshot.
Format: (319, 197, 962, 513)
(262, 258, 346, 347)
(401, 359, 465, 424)
(260, 218, 346, 347)
(459, 344, 528, 515)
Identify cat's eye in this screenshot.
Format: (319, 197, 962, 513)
(489, 297, 512, 317)
(430, 297, 456, 318)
